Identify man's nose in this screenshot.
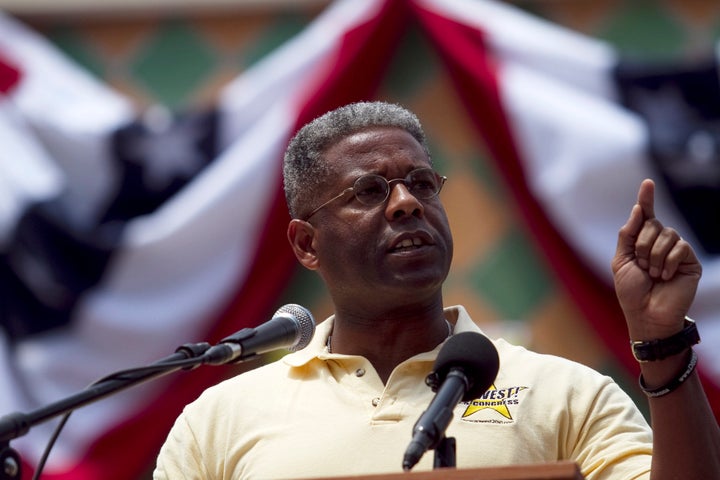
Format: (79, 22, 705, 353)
(385, 182, 424, 219)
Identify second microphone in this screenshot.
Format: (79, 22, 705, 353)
(202, 304, 316, 365)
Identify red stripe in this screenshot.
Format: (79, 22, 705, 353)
(0, 52, 21, 94)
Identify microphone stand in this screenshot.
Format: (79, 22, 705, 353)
(0, 342, 211, 480)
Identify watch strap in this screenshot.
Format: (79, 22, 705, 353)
(631, 317, 700, 362)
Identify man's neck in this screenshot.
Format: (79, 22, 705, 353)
(328, 302, 450, 383)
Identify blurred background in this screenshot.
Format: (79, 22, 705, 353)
(1, 0, 719, 478)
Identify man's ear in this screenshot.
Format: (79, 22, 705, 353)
(287, 219, 319, 270)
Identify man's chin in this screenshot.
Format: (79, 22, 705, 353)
(385, 273, 447, 294)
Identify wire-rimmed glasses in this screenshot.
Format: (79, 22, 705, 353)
(303, 167, 447, 221)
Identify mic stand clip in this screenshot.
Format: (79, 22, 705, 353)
(0, 441, 20, 479)
(433, 435, 456, 469)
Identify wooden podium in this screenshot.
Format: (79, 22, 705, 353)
(304, 461, 585, 480)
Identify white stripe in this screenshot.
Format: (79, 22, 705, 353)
(502, 62, 651, 277)
(415, 0, 617, 99)
(0, 99, 63, 246)
(219, 0, 386, 148)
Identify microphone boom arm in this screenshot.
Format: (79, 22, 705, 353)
(0, 342, 211, 444)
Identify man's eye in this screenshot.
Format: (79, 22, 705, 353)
(356, 184, 386, 199)
(411, 180, 435, 191)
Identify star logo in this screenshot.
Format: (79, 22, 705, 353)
(461, 385, 528, 421)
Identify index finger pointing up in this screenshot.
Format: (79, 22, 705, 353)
(637, 178, 656, 221)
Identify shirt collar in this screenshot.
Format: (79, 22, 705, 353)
(283, 305, 487, 368)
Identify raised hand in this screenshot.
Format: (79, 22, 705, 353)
(611, 179, 702, 340)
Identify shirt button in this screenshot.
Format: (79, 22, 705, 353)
(355, 368, 365, 377)
(371, 397, 380, 407)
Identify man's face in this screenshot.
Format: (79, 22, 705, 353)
(305, 127, 453, 306)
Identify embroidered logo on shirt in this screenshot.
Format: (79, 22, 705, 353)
(460, 384, 528, 424)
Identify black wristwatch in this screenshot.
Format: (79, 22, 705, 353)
(631, 317, 701, 362)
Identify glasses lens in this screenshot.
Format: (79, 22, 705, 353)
(353, 174, 389, 205)
(407, 168, 442, 199)
(351, 168, 443, 206)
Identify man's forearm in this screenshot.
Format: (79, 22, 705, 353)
(642, 351, 720, 479)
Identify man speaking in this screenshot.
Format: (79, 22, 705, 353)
(154, 102, 720, 479)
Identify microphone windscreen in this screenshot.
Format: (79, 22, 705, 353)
(274, 304, 316, 351)
(432, 331, 499, 401)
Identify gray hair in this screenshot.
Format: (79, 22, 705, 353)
(283, 101, 430, 219)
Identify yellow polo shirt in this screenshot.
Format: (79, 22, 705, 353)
(154, 305, 651, 479)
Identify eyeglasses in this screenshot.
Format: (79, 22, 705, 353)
(303, 167, 447, 221)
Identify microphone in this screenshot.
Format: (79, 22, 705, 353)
(202, 304, 316, 365)
(402, 331, 499, 471)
